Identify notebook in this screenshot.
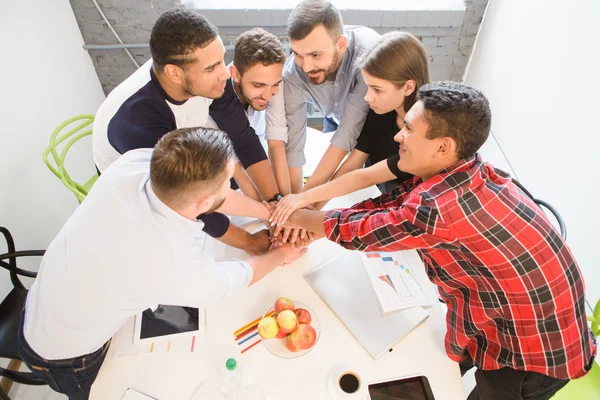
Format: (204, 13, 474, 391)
(305, 250, 429, 359)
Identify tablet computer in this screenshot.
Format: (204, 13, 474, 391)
(132, 305, 205, 346)
(368, 375, 435, 400)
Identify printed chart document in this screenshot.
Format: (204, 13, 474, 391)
(360, 251, 431, 313)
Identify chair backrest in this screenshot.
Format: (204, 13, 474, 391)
(512, 179, 567, 240)
(591, 298, 600, 338)
(42, 115, 98, 203)
(0, 227, 43, 291)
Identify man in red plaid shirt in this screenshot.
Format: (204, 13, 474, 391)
(286, 81, 596, 399)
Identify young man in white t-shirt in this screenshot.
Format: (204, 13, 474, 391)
(18, 127, 306, 399)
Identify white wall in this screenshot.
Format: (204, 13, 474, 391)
(0, 0, 105, 299)
(463, 0, 600, 304)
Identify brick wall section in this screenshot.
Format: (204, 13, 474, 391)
(69, 0, 177, 93)
(69, 0, 488, 95)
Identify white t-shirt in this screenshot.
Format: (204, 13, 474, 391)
(24, 149, 253, 360)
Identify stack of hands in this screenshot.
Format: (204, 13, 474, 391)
(243, 193, 319, 260)
(246, 192, 308, 244)
(263, 193, 313, 246)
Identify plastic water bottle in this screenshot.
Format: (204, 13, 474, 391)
(223, 358, 243, 397)
(222, 358, 265, 400)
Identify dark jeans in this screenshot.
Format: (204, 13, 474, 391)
(459, 355, 569, 400)
(18, 313, 109, 400)
(323, 116, 339, 133)
(363, 157, 401, 194)
(377, 180, 401, 194)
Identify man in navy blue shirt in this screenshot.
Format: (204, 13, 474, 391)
(93, 8, 284, 253)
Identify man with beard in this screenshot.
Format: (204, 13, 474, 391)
(18, 127, 307, 400)
(206, 28, 288, 198)
(203, 28, 309, 245)
(92, 8, 282, 255)
(269, 0, 379, 194)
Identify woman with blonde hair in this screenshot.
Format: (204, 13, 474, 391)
(271, 31, 431, 226)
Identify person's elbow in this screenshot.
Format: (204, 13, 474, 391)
(268, 139, 286, 154)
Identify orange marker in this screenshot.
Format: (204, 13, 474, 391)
(234, 310, 275, 337)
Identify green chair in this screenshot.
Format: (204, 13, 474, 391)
(552, 298, 600, 399)
(43, 115, 98, 203)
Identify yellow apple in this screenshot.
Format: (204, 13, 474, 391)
(257, 316, 279, 339)
(276, 309, 298, 333)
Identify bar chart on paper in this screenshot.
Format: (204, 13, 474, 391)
(361, 252, 430, 313)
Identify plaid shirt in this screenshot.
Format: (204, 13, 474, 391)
(324, 154, 595, 379)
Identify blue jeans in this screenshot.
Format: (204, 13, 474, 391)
(323, 116, 338, 133)
(18, 313, 109, 400)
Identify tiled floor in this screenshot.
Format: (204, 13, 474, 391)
(6, 361, 66, 399)
(10, 383, 67, 400)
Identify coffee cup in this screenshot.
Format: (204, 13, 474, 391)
(327, 364, 367, 399)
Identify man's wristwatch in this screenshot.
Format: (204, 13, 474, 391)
(268, 193, 283, 202)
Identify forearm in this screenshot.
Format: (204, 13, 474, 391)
(246, 249, 287, 285)
(268, 140, 292, 195)
(300, 162, 383, 207)
(288, 209, 327, 237)
(290, 167, 304, 194)
(218, 224, 254, 251)
(245, 160, 280, 201)
(309, 150, 368, 209)
(233, 162, 261, 201)
(217, 189, 269, 220)
(302, 145, 348, 191)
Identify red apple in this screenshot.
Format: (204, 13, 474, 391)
(276, 310, 298, 333)
(275, 329, 288, 339)
(274, 297, 295, 314)
(286, 334, 302, 352)
(290, 324, 317, 350)
(294, 308, 312, 324)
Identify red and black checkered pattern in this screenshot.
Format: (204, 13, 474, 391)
(324, 155, 595, 379)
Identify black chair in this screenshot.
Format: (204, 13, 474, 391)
(0, 227, 47, 399)
(512, 179, 567, 240)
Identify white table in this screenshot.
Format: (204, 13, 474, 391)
(90, 187, 464, 400)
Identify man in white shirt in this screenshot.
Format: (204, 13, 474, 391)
(18, 127, 305, 399)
